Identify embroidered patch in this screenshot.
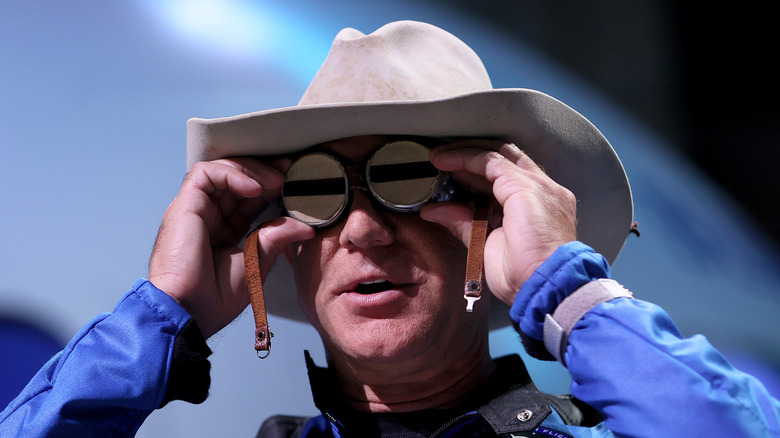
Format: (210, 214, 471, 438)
(511, 426, 574, 438)
(536, 426, 575, 438)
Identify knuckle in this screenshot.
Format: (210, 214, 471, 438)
(499, 142, 522, 155)
(189, 160, 212, 174)
(481, 150, 510, 174)
(561, 186, 577, 205)
(183, 161, 212, 183)
(482, 150, 505, 161)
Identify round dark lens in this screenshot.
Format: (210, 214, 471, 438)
(283, 153, 348, 227)
(367, 141, 441, 211)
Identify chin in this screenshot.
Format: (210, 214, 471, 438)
(331, 312, 450, 364)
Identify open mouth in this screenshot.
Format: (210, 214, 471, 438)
(354, 279, 397, 294)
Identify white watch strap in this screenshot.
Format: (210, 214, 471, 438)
(543, 279, 633, 365)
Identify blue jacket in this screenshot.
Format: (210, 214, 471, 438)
(2, 242, 779, 437)
(262, 351, 609, 437)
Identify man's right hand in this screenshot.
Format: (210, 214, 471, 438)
(148, 158, 314, 339)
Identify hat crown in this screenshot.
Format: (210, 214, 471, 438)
(298, 21, 493, 105)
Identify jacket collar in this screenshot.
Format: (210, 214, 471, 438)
(304, 352, 551, 436)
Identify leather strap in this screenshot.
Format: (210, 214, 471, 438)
(464, 195, 489, 312)
(244, 228, 273, 358)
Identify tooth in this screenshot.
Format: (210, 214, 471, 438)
(360, 279, 386, 285)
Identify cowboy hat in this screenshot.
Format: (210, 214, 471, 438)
(186, 20, 633, 328)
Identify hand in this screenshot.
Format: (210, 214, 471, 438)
(421, 140, 577, 306)
(148, 158, 314, 338)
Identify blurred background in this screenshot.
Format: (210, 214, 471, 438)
(1, 1, 778, 436)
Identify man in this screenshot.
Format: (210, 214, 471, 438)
(2, 20, 778, 437)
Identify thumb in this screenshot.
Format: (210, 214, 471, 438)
(254, 217, 315, 279)
(419, 201, 474, 246)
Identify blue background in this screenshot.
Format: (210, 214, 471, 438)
(2, 2, 779, 436)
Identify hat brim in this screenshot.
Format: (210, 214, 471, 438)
(186, 88, 633, 329)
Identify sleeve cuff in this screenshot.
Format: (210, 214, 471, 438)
(543, 279, 633, 365)
(161, 319, 212, 406)
(508, 242, 611, 360)
(130, 280, 213, 407)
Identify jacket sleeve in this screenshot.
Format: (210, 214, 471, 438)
(510, 241, 780, 438)
(0, 279, 211, 437)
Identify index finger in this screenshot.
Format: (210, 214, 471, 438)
(430, 140, 546, 178)
(197, 156, 288, 193)
(429, 145, 557, 209)
(175, 158, 286, 240)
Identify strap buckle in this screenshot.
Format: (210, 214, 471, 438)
(255, 325, 274, 359)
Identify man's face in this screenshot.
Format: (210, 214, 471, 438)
(290, 135, 489, 368)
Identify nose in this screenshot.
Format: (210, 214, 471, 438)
(338, 191, 394, 250)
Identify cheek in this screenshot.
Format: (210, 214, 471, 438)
(398, 222, 469, 320)
(412, 223, 467, 280)
(290, 238, 328, 327)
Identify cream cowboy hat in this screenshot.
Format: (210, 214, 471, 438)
(186, 20, 633, 328)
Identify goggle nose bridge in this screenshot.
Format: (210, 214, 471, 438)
(345, 163, 370, 193)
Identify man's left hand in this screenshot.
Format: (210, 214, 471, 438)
(421, 140, 577, 306)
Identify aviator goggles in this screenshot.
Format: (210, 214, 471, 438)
(282, 140, 459, 228)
